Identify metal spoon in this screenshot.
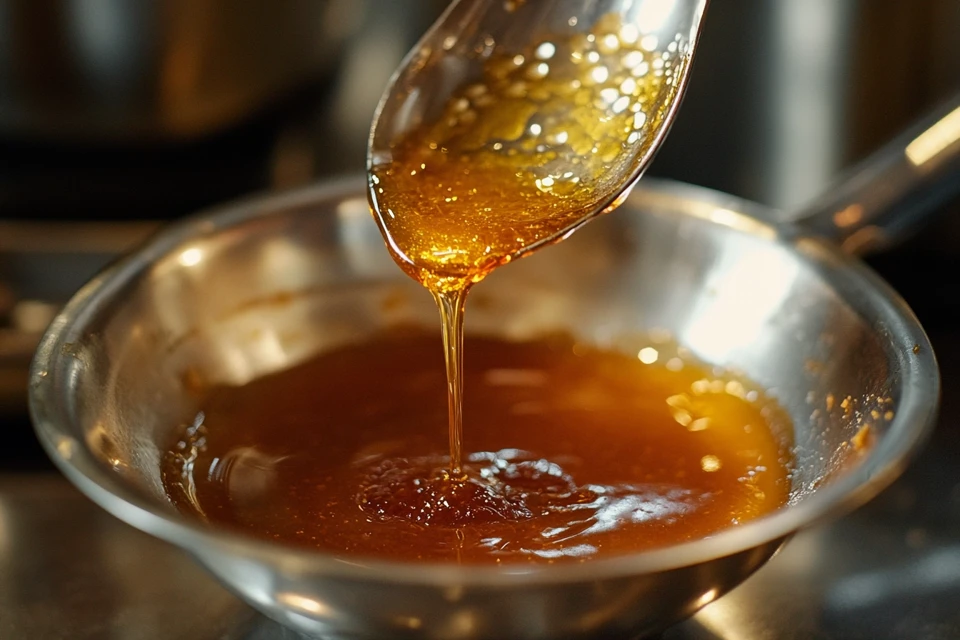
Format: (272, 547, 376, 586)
(367, 0, 709, 277)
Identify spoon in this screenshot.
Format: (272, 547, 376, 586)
(367, 0, 709, 288)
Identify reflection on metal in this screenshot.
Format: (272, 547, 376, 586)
(277, 593, 334, 617)
(177, 247, 204, 268)
(695, 587, 719, 608)
(685, 246, 799, 364)
(766, 0, 854, 209)
(696, 597, 757, 640)
(707, 208, 778, 240)
(839, 225, 886, 255)
(786, 93, 960, 256)
(905, 105, 960, 168)
(56, 436, 76, 461)
(635, 0, 680, 33)
(832, 204, 863, 229)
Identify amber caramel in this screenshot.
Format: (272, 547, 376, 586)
(368, 15, 689, 480)
(163, 331, 794, 564)
(369, 13, 686, 292)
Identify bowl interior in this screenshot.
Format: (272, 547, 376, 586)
(32, 177, 937, 565)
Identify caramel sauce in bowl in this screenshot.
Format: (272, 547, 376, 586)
(162, 330, 794, 564)
(29, 178, 938, 640)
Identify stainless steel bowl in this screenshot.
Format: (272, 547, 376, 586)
(28, 173, 938, 639)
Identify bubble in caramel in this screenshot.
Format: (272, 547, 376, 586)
(163, 331, 794, 564)
(369, 13, 688, 292)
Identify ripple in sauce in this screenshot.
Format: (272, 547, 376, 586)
(162, 329, 794, 564)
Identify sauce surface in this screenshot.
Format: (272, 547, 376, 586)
(163, 330, 794, 564)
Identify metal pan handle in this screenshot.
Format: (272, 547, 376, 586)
(785, 93, 960, 255)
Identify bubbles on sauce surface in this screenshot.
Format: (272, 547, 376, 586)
(162, 330, 794, 563)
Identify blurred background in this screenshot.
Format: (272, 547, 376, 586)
(1, 0, 959, 464)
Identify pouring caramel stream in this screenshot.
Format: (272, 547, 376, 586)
(369, 14, 687, 475)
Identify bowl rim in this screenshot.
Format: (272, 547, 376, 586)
(28, 175, 940, 586)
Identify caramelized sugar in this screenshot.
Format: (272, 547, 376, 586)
(163, 330, 794, 564)
(369, 13, 686, 291)
(368, 14, 688, 478)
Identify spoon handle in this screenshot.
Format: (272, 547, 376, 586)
(786, 93, 960, 255)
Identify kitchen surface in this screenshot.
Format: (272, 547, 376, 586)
(2, 1, 960, 638)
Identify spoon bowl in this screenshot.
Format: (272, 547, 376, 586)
(367, 0, 708, 285)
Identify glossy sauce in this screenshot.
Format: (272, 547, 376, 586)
(369, 13, 686, 291)
(368, 13, 688, 478)
(163, 331, 794, 564)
